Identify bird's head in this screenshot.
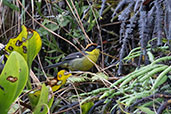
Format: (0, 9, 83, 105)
(57, 70, 72, 81)
(85, 43, 101, 52)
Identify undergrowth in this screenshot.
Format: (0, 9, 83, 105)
(0, 0, 171, 114)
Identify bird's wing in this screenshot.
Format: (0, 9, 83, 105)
(44, 51, 87, 70)
(62, 51, 87, 61)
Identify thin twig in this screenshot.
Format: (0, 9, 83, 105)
(71, 83, 82, 114)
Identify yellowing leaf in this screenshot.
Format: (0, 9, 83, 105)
(5, 25, 28, 59)
(26, 29, 42, 68)
(5, 25, 42, 68)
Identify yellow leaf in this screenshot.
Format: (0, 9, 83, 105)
(5, 25, 42, 68)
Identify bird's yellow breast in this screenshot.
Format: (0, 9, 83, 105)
(68, 49, 100, 71)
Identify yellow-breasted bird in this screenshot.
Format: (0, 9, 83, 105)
(28, 70, 72, 108)
(44, 43, 101, 71)
(46, 70, 72, 92)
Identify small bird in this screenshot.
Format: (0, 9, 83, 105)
(46, 70, 72, 92)
(44, 43, 101, 71)
(28, 70, 72, 108)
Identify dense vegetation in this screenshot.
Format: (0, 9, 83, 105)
(0, 0, 170, 114)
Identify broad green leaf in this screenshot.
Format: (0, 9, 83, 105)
(28, 90, 41, 109)
(26, 29, 42, 68)
(0, 51, 28, 114)
(33, 84, 54, 114)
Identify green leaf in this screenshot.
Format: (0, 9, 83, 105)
(0, 51, 28, 114)
(68, 76, 86, 83)
(81, 101, 94, 114)
(147, 51, 154, 62)
(2, 0, 19, 11)
(37, 22, 59, 36)
(125, 91, 150, 106)
(151, 66, 171, 90)
(28, 90, 41, 109)
(138, 106, 155, 114)
(26, 29, 42, 68)
(153, 75, 168, 89)
(33, 84, 54, 114)
(56, 14, 70, 27)
(91, 72, 108, 81)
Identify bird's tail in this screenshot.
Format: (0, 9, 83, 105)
(44, 62, 64, 70)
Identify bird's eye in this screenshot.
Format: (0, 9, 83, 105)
(58, 74, 62, 78)
(85, 45, 97, 51)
